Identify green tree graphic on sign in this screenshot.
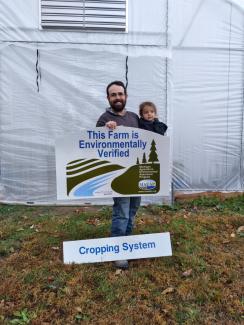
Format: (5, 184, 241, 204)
(148, 139, 159, 163)
(142, 152, 147, 164)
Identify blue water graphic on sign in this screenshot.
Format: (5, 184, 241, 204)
(74, 172, 117, 196)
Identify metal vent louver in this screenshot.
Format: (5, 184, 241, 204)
(40, 0, 127, 32)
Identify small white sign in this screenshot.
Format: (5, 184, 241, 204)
(63, 232, 172, 264)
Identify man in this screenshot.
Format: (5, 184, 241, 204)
(96, 81, 141, 269)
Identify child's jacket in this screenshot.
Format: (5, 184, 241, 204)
(139, 118, 168, 135)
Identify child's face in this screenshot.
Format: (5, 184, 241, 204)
(142, 106, 156, 121)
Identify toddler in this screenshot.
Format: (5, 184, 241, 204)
(139, 101, 167, 135)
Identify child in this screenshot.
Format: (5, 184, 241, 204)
(139, 101, 167, 135)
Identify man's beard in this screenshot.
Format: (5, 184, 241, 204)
(110, 99, 126, 112)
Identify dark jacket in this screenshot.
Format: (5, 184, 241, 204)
(139, 118, 167, 135)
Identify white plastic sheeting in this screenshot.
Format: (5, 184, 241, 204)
(0, 47, 168, 203)
(0, 0, 168, 47)
(0, 0, 243, 204)
(0, 0, 170, 204)
(171, 0, 244, 191)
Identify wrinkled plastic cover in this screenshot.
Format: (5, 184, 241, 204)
(171, 0, 244, 191)
(0, 0, 170, 204)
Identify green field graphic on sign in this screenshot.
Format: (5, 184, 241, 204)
(111, 163, 160, 194)
(66, 158, 125, 195)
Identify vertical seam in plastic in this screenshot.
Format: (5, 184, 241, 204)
(165, 0, 169, 125)
(226, 3, 233, 180)
(125, 55, 128, 90)
(36, 49, 40, 92)
(240, 14, 244, 188)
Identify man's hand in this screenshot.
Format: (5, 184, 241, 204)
(105, 121, 117, 129)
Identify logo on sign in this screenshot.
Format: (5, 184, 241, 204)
(138, 179, 156, 190)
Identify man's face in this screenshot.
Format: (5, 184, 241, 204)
(107, 85, 127, 112)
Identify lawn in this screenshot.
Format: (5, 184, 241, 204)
(0, 196, 243, 324)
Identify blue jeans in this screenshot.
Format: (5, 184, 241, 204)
(111, 197, 141, 237)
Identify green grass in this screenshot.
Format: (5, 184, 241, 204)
(0, 196, 243, 324)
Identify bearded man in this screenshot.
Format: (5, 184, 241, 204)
(96, 81, 141, 269)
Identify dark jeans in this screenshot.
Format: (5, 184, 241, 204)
(111, 197, 141, 237)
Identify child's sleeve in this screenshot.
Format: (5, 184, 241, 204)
(154, 122, 168, 135)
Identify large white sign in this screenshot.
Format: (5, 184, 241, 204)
(56, 127, 170, 199)
(63, 233, 172, 264)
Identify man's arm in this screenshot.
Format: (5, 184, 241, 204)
(96, 113, 107, 127)
(97, 119, 117, 129)
(96, 120, 105, 127)
(96, 109, 119, 129)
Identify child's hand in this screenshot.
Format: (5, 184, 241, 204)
(105, 121, 117, 129)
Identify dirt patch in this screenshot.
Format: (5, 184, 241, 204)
(175, 191, 243, 202)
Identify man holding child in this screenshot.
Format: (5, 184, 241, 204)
(96, 80, 167, 269)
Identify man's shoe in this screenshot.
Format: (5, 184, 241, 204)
(114, 260, 129, 270)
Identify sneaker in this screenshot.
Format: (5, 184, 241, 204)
(114, 260, 129, 270)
